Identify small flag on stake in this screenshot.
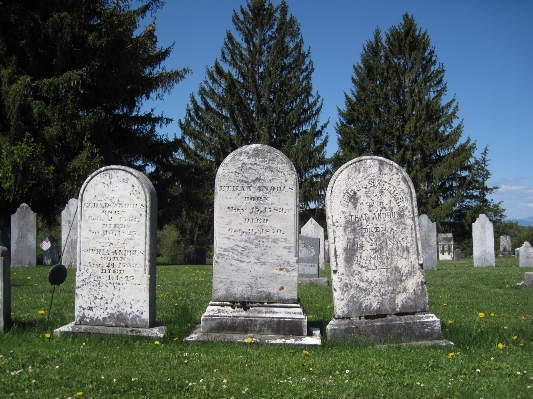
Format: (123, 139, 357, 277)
(40, 237, 51, 251)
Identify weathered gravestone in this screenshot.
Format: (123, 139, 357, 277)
(499, 235, 512, 257)
(419, 214, 437, 270)
(11, 204, 36, 267)
(54, 166, 164, 338)
(42, 235, 59, 266)
(325, 156, 448, 346)
(301, 218, 325, 270)
(519, 242, 533, 267)
(454, 249, 462, 261)
(438, 233, 453, 260)
(473, 214, 495, 267)
(519, 272, 533, 287)
(186, 144, 319, 345)
(298, 235, 328, 286)
(61, 198, 78, 267)
(1, 256, 11, 333)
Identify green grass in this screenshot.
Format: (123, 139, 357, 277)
(1, 259, 532, 398)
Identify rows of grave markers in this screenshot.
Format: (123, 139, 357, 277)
(1, 144, 531, 342)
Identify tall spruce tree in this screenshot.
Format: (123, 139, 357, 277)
(178, 0, 330, 239)
(335, 14, 476, 231)
(0, 0, 189, 226)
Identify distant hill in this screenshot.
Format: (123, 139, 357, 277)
(507, 216, 533, 226)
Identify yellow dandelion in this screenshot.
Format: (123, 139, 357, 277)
(505, 285, 510, 288)
(76, 392, 83, 397)
(478, 312, 485, 318)
(504, 326, 508, 330)
(302, 350, 309, 355)
(513, 336, 518, 341)
(246, 337, 252, 343)
(447, 352, 455, 359)
(154, 341, 160, 345)
(173, 337, 179, 341)
(38, 310, 45, 315)
(443, 303, 447, 306)
(497, 343, 504, 350)
(519, 343, 524, 347)
(44, 333, 51, 339)
(448, 320, 453, 324)
(27, 276, 31, 280)
(490, 312, 495, 317)
(522, 316, 526, 320)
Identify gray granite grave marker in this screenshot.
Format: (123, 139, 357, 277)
(11, 204, 36, 267)
(419, 214, 437, 270)
(186, 144, 319, 345)
(438, 233, 453, 260)
(298, 235, 329, 286)
(54, 166, 163, 338)
(301, 218, 325, 270)
(42, 235, 59, 266)
(325, 156, 447, 346)
(454, 248, 462, 261)
(473, 214, 495, 267)
(499, 235, 512, 257)
(519, 242, 533, 267)
(519, 272, 533, 287)
(61, 198, 78, 267)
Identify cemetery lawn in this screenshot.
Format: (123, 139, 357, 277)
(2, 260, 532, 398)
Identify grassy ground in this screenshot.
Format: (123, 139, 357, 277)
(1, 258, 532, 398)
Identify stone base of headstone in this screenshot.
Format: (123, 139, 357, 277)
(185, 302, 321, 345)
(518, 272, 533, 288)
(298, 277, 329, 286)
(326, 313, 452, 347)
(53, 322, 166, 339)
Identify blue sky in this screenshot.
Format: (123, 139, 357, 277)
(142, 0, 533, 220)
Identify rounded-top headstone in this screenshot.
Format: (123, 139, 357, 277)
(212, 144, 298, 303)
(326, 156, 428, 318)
(75, 165, 157, 328)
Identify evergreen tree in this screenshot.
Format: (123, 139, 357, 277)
(0, 0, 189, 226)
(178, 0, 330, 239)
(453, 145, 505, 244)
(335, 13, 476, 230)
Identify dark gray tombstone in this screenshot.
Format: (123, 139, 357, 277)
(454, 248, 462, 261)
(419, 214, 437, 270)
(325, 156, 448, 346)
(473, 214, 495, 267)
(54, 166, 163, 339)
(187, 144, 319, 345)
(298, 235, 319, 278)
(42, 235, 59, 266)
(61, 198, 78, 267)
(499, 236, 512, 257)
(11, 204, 36, 267)
(185, 248, 207, 264)
(438, 233, 453, 260)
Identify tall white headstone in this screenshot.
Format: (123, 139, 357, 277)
(419, 214, 437, 270)
(61, 198, 78, 267)
(301, 218, 325, 270)
(325, 156, 446, 345)
(519, 242, 533, 267)
(473, 214, 495, 267)
(188, 145, 318, 344)
(54, 166, 163, 338)
(11, 204, 36, 267)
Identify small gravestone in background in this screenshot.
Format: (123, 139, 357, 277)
(61, 198, 78, 267)
(11, 204, 36, 267)
(0, 232, 9, 270)
(519, 242, 533, 267)
(473, 214, 495, 267)
(185, 248, 206, 264)
(454, 249, 462, 261)
(499, 235, 512, 257)
(516, 248, 520, 258)
(42, 235, 59, 265)
(518, 272, 533, 287)
(0, 246, 11, 334)
(298, 235, 328, 286)
(438, 233, 453, 260)
(187, 144, 319, 345)
(419, 214, 437, 270)
(324, 240, 330, 263)
(54, 165, 163, 339)
(325, 156, 448, 346)
(301, 218, 325, 270)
